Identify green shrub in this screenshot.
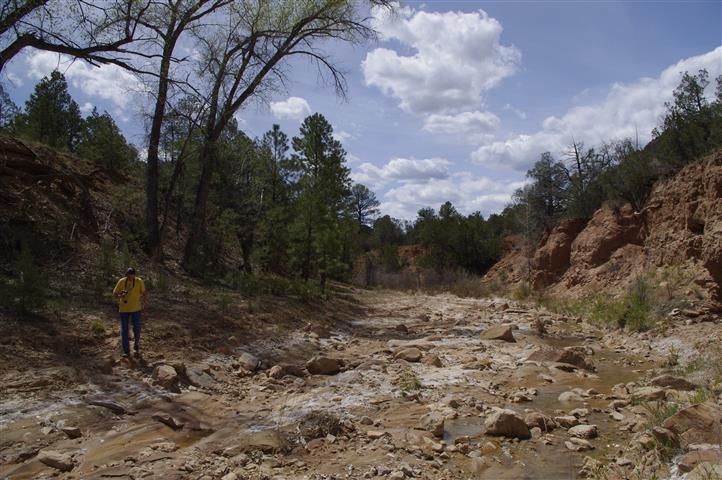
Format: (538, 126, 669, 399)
(511, 281, 533, 301)
(621, 275, 656, 331)
(2, 242, 48, 312)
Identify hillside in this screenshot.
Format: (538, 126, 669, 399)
(484, 148, 722, 310)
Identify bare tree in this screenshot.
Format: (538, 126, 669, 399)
(0, 0, 156, 74)
(137, 0, 231, 260)
(181, 0, 380, 269)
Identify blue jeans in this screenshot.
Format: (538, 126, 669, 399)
(119, 311, 141, 355)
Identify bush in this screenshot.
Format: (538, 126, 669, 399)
(2, 242, 48, 312)
(620, 275, 655, 331)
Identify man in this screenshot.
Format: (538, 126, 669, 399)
(112, 267, 147, 357)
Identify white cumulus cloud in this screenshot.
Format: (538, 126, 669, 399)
(25, 51, 141, 112)
(472, 46, 722, 171)
(380, 173, 528, 219)
(362, 5, 520, 115)
(422, 110, 500, 141)
(352, 157, 451, 190)
(270, 96, 311, 121)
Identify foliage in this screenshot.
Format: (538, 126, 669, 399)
(12, 71, 83, 151)
(0, 84, 18, 129)
(76, 108, 138, 172)
(2, 242, 48, 312)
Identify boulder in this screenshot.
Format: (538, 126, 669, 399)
(524, 412, 556, 432)
(662, 402, 722, 448)
(568, 424, 598, 439)
(480, 325, 515, 342)
(554, 415, 580, 429)
(306, 356, 342, 375)
(152, 412, 184, 430)
(185, 366, 215, 388)
(677, 450, 722, 473)
(528, 349, 593, 370)
(268, 364, 306, 379)
(687, 463, 722, 480)
(87, 398, 130, 415)
(632, 386, 666, 401)
(565, 437, 594, 452)
(418, 412, 447, 438)
(558, 391, 585, 403)
(422, 354, 443, 367)
(652, 426, 678, 448)
(650, 374, 698, 391)
(484, 409, 531, 439)
(237, 351, 260, 371)
(152, 364, 178, 388)
(395, 347, 423, 363)
(61, 426, 82, 439)
(37, 450, 74, 472)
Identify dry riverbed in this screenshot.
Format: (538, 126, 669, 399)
(1, 288, 721, 479)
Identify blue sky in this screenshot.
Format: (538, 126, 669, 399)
(3, 1, 721, 219)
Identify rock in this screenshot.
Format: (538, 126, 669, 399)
(153, 364, 178, 388)
(87, 398, 130, 415)
(297, 411, 341, 440)
(389, 471, 405, 480)
(565, 438, 594, 452)
(306, 356, 342, 375)
(569, 408, 589, 418)
(662, 402, 722, 448)
(268, 364, 306, 379)
(528, 349, 594, 370)
(419, 412, 447, 438)
(480, 325, 515, 342)
(687, 463, 722, 480)
(531, 218, 588, 287)
(678, 450, 722, 473)
(359, 416, 374, 426)
(633, 386, 666, 401)
(652, 426, 678, 447)
(568, 424, 598, 439)
(554, 416, 580, 429)
(186, 366, 215, 388)
(152, 412, 184, 430)
(395, 347, 423, 362)
(396, 324, 409, 333)
(61, 426, 82, 439)
(237, 351, 261, 371)
(37, 450, 74, 472)
(222, 473, 238, 480)
(616, 457, 633, 467)
(558, 391, 585, 403)
(650, 374, 698, 391)
(366, 430, 388, 439)
(610, 410, 625, 421)
(422, 354, 443, 367)
(636, 433, 656, 450)
(484, 409, 531, 439)
(524, 412, 556, 432)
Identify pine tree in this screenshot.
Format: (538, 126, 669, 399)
(13, 71, 83, 151)
(289, 113, 351, 287)
(77, 107, 138, 171)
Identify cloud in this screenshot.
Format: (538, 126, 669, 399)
(422, 110, 499, 141)
(5, 71, 23, 86)
(79, 102, 94, 115)
(380, 173, 528, 219)
(472, 47, 722, 171)
(351, 157, 451, 190)
(25, 51, 140, 112)
(503, 103, 527, 120)
(362, 5, 520, 115)
(270, 96, 311, 121)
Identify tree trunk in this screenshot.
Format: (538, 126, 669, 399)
(144, 46, 174, 261)
(182, 137, 218, 268)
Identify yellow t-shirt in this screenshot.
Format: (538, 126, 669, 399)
(113, 277, 145, 313)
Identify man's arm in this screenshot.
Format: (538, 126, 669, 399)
(112, 279, 125, 298)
